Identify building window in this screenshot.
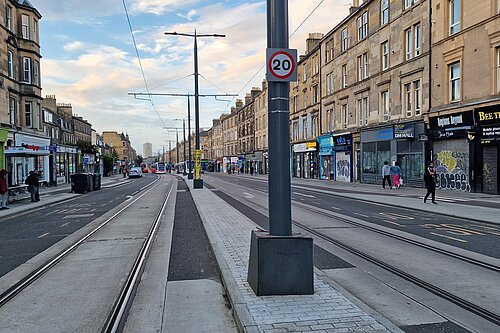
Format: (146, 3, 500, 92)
(22, 14, 30, 39)
(342, 64, 347, 88)
(293, 121, 299, 141)
(313, 55, 319, 75)
(302, 117, 307, 139)
(9, 97, 16, 125)
(414, 23, 421, 56)
(293, 95, 298, 113)
(23, 57, 32, 83)
(404, 83, 412, 116)
(313, 85, 319, 104)
(327, 109, 334, 132)
(312, 115, 319, 137)
(341, 28, 348, 52)
(33, 19, 38, 43)
(326, 72, 334, 95)
(381, 0, 389, 25)
(342, 104, 348, 129)
(357, 12, 369, 41)
(33, 60, 40, 86)
(414, 80, 421, 115)
(357, 53, 368, 81)
(404, 0, 419, 9)
(380, 90, 389, 121)
(357, 97, 368, 126)
(8, 51, 14, 78)
(6, 6, 12, 31)
(405, 23, 421, 61)
(325, 41, 333, 63)
(497, 48, 500, 93)
(303, 92, 307, 109)
(450, 0, 460, 35)
(381, 41, 389, 70)
(25, 102, 32, 127)
(302, 64, 307, 82)
(449, 62, 461, 102)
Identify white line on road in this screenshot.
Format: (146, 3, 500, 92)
(243, 192, 254, 198)
(430, 232, 467, 243)
(59, 222, 70, 228)
(62, 213, 95, 219)
(37, 232, 50, 238)
(293, 192, 316, 198)
(330, 206, 341, 211)
(354, 212, 369, 218)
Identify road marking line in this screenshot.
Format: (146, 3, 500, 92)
(37, 232, 50, 239)
(330, 206, 341, 211)
(62, 213, 95, 219)
(293, 192, 316, 198)
(379, 212, 414, 220)
(430, 232, 467, 243)
(384, 221, 401, 226)
(243, 192, 254, 198)
(354, 212, 369, 218)
(59, 222, 70, 227)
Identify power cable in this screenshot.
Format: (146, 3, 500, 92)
(122, 0, 166, 128)
(224, 0, 325, 111)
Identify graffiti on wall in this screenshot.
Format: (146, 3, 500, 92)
(434, 150, 471, 192)
(336, 152, 351, 182)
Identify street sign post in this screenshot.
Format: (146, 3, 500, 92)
(266, 48, 298, 82)
(194, 149, 201, 180)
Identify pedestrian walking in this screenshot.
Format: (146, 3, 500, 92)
(423, 161, 437, 204)
(390, 162, 402, 188)
(25, 170, 40, 202)
(0, 169, 9, 210)
(381, 161, 392, 189)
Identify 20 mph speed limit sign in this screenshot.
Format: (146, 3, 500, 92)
(266, 48, 298, 82)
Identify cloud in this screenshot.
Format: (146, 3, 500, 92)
(63, 41, 86, 52)
(177, 9, 198, 21)
(130, 0, 201, 15)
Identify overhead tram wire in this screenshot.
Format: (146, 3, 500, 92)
(122, 0, 166, 128)
(223, 0, 325, 111)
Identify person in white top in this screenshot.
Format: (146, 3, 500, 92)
(381, 161, 392, 189)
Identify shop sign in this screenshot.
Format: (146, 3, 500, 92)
(394, 123, 415, 139)
(293, 142, 317, 152)
(318, 135, 334, 149)
(429, 111, 473, 139)
(334, 134, 352, 146)
(475, 106, 500, 143)
(230, 157, 238, 163)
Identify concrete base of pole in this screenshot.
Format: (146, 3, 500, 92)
(193, 179, 203, 189)
(188, 173, 194, 179)
(183, 172, 187, 176)
(247, 230, 314, 296)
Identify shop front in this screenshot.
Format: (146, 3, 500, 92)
(429, 111, 474, 193)
(318, 133, 353, 182)
(0, 128, 7, 169)
(361, 122, 425, 187)
(475, 106, 500, 194)
(56, 145, 78, 184)
(5, 133, 51, 186)
(245, 151, 264, 175)
(292, 141, 319, 179)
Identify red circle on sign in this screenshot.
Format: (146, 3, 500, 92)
(268, 50, 296, 79)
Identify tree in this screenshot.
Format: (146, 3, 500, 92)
(135, 155, 144, 166)
(76, 140, 97, 154)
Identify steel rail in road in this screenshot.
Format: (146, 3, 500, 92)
(102, 179, 174, 333)
(294, 219, 500, 326)
(0, 176, 162, 308)
(203, 177, 500, 327)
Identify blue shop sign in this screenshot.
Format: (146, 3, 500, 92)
(377, 128, 394, 140)
(318, 135, 334, 155)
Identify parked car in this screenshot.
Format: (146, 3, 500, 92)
(141, 167, 149, 173)
(128, 167, 143, 178)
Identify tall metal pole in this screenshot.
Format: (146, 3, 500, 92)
(267, 0, 292, 236)
(183, 118, 187, 175)
(176, 130, 179, 165)
(194, 30, 200, 153)
(187, 95, 193, 179)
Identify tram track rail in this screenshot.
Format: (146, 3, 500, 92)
(204, 177, 500, 327)
(0, 175, 168, 332)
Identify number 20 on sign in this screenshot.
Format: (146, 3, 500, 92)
(266, 48, 298, 82)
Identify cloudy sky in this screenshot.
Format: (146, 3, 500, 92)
(33, 0, 350, 156)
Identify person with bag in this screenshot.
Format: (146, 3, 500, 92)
(0, 169, 9, 210)
(423, 161, 437, 204)
(390, 162, 402, 188)
(381, 161, 392, 189)
(25, 170, 40, 202)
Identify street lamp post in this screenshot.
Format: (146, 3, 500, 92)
(164, 30, 225, 189)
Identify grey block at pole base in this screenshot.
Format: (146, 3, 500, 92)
(247, 0, 314, 296)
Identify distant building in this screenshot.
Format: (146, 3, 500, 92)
(143, 142, 152, 158)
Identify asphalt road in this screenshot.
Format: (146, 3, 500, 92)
(0, 174, 157, 278)
(205, 173, 500, 259)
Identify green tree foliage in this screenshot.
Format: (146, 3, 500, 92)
(135, 155, 144, 165)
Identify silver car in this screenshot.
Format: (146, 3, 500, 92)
(128, 167, 143, 178)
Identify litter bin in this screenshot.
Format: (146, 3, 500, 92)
(71, 173, 92, 194)
(92, 173, 101, 190)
